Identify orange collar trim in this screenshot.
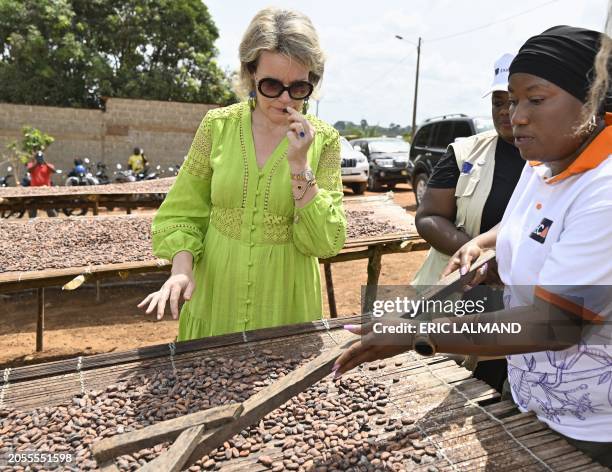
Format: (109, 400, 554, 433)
(535, 286, 604, 323)
(529, 161, 543, 167)
(545, 123, 612, 184)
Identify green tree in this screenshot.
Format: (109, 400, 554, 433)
(5, 126, 55, 182)
(0, 0, 237, 108)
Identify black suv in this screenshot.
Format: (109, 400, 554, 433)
(409, 114, 494, 205)
(349, 137, 413, 191)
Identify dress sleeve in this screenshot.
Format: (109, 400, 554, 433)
(151, 112, 214, 263)
(292, 130, 347, 258)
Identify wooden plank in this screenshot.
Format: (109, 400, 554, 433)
(413, 250, 497, 305)
(91, 403, 243, 463)
(36, 287, 44, 352)
(0, 259, 171, 294)
(6, 317, 356, 385)
(323, 263, 337, 318)
(138, 424, 205, 472)
(97, 461, 121, 472)
(363, 245, 383, 313)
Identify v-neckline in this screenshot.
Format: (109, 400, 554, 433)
(244, 105, 288, 174)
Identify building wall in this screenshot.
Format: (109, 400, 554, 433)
(0, 98, 218, 173)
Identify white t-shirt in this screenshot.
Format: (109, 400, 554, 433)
(496, 126, 612, 441)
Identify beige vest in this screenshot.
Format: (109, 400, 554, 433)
(412, 130, 499, 286)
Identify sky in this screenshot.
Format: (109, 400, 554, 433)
(205, 0, 608, 129)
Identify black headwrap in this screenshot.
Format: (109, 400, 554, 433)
(509, 25, 602, 103)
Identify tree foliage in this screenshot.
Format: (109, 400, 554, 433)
(0, 0, 237, 108)
(334, 120, 412, 142)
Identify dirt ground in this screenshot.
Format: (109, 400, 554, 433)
(0, 184, 427, 369)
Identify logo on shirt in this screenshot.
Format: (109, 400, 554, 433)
(529, 218, 553, 244)
(461, 162, 473, 174)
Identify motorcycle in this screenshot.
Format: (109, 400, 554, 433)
(168, 164, 181, 176)
(113, 163, 136, 183)
(0, 166, 20, 218)
(95, 162, 111, 185)
(139, 165, 161, 181)
(65, 158, 98, 187)
(0, 167, 12, 187)
(114, 164, 161, 183)
(63, 161, 95, 216)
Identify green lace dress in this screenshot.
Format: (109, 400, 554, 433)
(151, 102, 347, 340)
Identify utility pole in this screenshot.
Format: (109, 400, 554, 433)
(395, 35, 422, 138)
(412, 37, 421, 138)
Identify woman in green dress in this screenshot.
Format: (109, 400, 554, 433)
(138, 7, 347, 340)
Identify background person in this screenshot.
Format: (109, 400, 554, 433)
(139, 7, 346, 340)
(412, 53, 523, 392)
(27, 150, 57, 217)
(127, 147, 147, 173)
(412, 53, 523, 287)
(335, 26, 612, 467)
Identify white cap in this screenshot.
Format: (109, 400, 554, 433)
(482, 53, 515, 98)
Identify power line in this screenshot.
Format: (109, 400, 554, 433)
(427, 0, 560, 43)
(355, 50, 415, 95)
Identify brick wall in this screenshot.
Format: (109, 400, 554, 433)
(0, 98, 218, 173)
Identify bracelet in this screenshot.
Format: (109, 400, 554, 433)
(291, 168, 315, 182)
(293, 178, 317, 201)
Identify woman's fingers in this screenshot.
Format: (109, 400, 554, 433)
(288, 122, 306, 138)
(333, 340, 370, 374)
(464, 263, 488, 291)
(459, 249, 475, 276)
(169, 284, 182, 319)
(137, 292, 155, 308)
(343, 324, 363, 335)
(145, 292, 160, 314)
(156, 285, 171, 320)
(335, 346, 384, 377)
(442, 254, 462, 277)
(183, 280, 195, 301)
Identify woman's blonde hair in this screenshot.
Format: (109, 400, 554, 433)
(581, 6, 612, 129)
(236, 7, 325, 98)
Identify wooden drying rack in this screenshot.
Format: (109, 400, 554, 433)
(0, 194, 429, 352)
(3, 253, 603, 471)
(0, 178, 174, 216)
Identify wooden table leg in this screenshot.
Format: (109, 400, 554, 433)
(363, 246, 383, 313)
(36, 288, 44, 352)
(96, 280, 101, 303)
(93, 198, 100, 216)
(323, 263, 338, 319)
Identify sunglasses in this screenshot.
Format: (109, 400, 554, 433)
(257, 77, 314, 100)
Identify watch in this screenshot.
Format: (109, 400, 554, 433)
(412, 335, 436, 357)
(291, 168, 315, 182)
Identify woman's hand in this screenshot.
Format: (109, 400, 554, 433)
(285, 106, 315, 170)
(442, 240, 488, 290)
(138, 272, 195, 320)
(332, 324, 411, 378)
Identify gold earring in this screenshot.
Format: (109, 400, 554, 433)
(586, 115, 597, 133)
(248, 91, 256, 111)
(302, 99, 309, 114)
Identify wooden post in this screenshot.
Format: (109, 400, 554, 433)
(36, 288, 44, 352)
(323, 263, 338, 318)
(93, 198, 100, 216)
(96, 280, 101, 303)
(363, 246, 383, 314)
